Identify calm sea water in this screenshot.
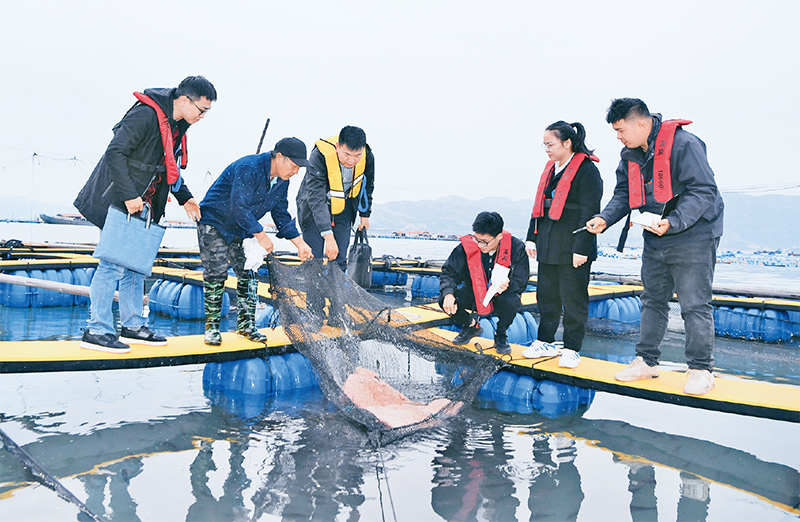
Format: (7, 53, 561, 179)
(1, 222, 799, 521)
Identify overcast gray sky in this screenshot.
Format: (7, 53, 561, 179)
(2, 0, 798, 221)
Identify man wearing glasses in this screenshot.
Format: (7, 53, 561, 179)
(439, 212, 529, 354)
(74, 76, 216, 353)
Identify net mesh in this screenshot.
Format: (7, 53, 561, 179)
(266, 257, 501, 445)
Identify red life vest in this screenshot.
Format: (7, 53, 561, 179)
(627, 119, 691, 208)
(133, 92, 188, 185)
(531, 153, 599, 221)
(460, 230, 512, 315)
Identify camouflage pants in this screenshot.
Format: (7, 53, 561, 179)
(197, 223, 259, 332)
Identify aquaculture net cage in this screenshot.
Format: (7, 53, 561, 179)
(266, 257, 501, 445)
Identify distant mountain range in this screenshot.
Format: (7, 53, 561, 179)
(2, 194, 797, 253)
(367, 194, 799, 253)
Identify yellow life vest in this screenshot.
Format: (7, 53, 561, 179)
(315, 136, 367, 215)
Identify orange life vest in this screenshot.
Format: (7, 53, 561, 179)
(627, 119, 691, 208)
(132, 91, 187, 185)
(460, 230, 512, 315)
(531, 153, 598, 220)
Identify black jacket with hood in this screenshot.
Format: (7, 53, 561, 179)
(74, 87, 194, 228)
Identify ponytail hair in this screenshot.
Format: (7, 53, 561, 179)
(545, 121, 594, 156)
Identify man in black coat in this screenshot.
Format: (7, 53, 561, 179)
(296, 126, 374, 271)
(74, 76, 216, 353)
(587, 98, 724, 395)
(439, 212, 529, 354)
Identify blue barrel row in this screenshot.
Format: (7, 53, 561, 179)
(441, 310, 540, 346)
(411, 275, 440, 298)
(478, 371, 595, 417)
(204, 353, 594, 421)
(203, 353, 319, 395)
(588, 296, 642, 324)
(0, 268, 94, 307)
(371, 269, 408, 287)
(148, 279, 283, 325)
(148, 280, 230, 319)
(715, 306, 800, 343)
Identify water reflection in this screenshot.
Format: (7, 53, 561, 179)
(1, 373, 798, 521)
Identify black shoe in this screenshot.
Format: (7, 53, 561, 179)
(80, 330, 131, 354)
(494, 334, 511, 355)
(237, 327, 267, 343)
(120, 326, 167, 346)
(453, 323, 484, 345)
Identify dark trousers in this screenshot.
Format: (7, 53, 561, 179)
(438, 285, 521, 337)
(637, 238, 718, 370)
(301, 203, 355, 272)
(536, 261, 592, 351)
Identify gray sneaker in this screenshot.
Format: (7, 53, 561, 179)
(120, 326, 167, 346)
(80, 330, 131, 354)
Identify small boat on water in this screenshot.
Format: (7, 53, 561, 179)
(39, 213, 92, 226)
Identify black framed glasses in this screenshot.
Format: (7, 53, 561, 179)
(189, 98, 210, 115)
(471, 234, 495, 247)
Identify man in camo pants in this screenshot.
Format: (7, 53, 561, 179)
(197, 137, 313, 346)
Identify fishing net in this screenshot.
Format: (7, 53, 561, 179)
(266, 257, 501, 445)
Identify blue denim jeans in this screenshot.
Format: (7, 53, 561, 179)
(87, 260, 147, 336)
(636, 238, 718, 370)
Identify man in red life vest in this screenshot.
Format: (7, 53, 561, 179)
(586, 98, 724, 395)
(439, 212, 529, 354)
(74, 76, 216, 353)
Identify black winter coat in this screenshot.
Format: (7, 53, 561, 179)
(526, 158, 603, 265)
(74, 88, 194, 228)
(296, 144, 375, 235)
(440, 235, 530, 298)
(599, 114, 724, 249)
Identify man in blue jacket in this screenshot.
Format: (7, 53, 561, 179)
(197, 137, 313, 346)
(586, 98, 724, 395)
(74, 76, 216, 354)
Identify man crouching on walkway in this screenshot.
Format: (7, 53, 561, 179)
(439, 212, 529, 354)
(197, 137, 313, 346)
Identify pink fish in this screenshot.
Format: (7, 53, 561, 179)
(343, 368, 462, 428)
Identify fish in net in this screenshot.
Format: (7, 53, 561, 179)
(266, 257, 501, 445)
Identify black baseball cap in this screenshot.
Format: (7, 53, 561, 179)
(274, 137, 312, 168)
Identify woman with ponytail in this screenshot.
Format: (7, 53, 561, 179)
(521, 121, 603, 368)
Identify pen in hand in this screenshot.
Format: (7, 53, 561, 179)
(572, 226, 587, 234)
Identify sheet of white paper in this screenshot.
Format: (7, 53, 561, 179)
(482, 264, 510, 307)
(631, 211, 661, 229)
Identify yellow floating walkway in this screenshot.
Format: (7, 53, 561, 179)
(2, 319, 798, 423)
(433, 327, 800, 423)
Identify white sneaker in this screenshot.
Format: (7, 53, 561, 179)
(683, 369, 714, 395)
(615, 356, 659, 382)
(558, 349, 580, 369)
(522, 340, 561, 359)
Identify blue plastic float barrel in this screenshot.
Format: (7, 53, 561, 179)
(0, 268, 93, 308)
(714, 306, 793, 343)
(203, 353, 320, 397)
(148, 280, 229, 319)
(478, 370, 595, 417)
